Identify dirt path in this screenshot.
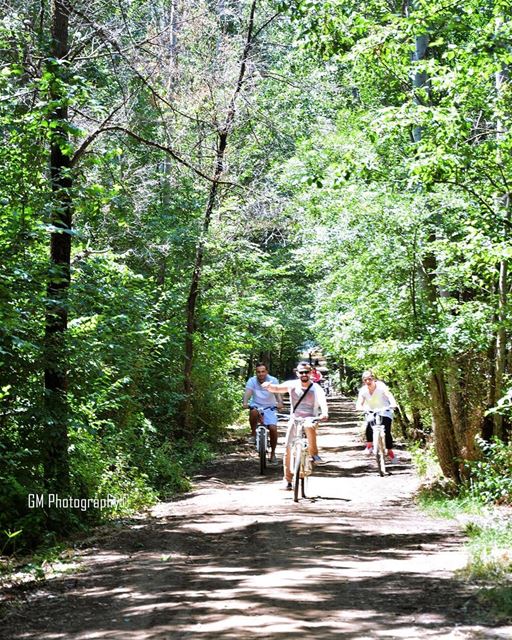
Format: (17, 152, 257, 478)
(2, 397, 511, 639)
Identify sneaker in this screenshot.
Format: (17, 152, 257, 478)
(247, 435, 256, 445)
(364, 446, 374, 456)
(389, 456, 399, 465)
(269, 455, 278, 464)
(312, 454, 323, 463)
(285, 482, 292, 491)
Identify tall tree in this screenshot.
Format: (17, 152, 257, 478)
(43, 0, 72, 493)
(181, 0, 258, 433)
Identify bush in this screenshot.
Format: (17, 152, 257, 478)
(463, 519, 512, 582)
(409, 441, 443, 480)
(0, 444, 47, 552)
(464, 437, 512, 505)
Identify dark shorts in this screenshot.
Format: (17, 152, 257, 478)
(366, 416, 393, 449)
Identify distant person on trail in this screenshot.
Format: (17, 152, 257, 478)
(262, 361, 328, 489)
(243, 363, 283, 464)
(355, 369, 398, 462)
(310, 365, 323, 384)
(321, 375, 331, 396)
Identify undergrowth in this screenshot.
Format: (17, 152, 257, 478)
(412, 439, 512, 622)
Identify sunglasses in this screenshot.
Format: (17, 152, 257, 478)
(298, 371, 311, 375)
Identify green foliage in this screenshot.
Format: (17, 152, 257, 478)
(476, 584, 512, 623)
(1, 529, 22, 556)
(409, 442, 442, 480)
(463, 438, 512, 506)
(487, 383, 512, 419)
(416, 484, 481, 519)
(416, 481, 511, 615)
(463, 519, 512, 583)
(0, 443, 47, 552)
(2, 0, 512, 552)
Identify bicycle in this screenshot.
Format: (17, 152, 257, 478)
(289, 416, 320, 502)
(253, 406, 277, 475)
(365, 410, 387, 476)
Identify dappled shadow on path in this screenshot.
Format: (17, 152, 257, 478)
(1, 509, 485, 640)
(1, 489, 494, 639)
(3, 395, 506, 640)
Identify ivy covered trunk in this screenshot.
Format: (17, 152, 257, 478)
(43, 0, 72, 494)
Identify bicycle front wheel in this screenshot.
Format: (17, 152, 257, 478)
(376, 437, 386, 477)
(293, 446, 301, 503)
(301, 474, 307, 499)
(258, 434, 267, 475)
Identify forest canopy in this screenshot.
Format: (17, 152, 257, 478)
(1, 0, 511, 549)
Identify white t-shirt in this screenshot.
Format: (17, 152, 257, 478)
(356, 380, 397, 419)
(283, 380, 328, 418)
(245, 374, 279, 407)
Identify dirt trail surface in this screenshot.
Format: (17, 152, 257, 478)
(2, 397, 511, 639)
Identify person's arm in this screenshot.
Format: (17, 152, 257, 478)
(383, 384, 398, 409)
(275, 393, 284, 410)
(316, 386, 328, 420)
(242, 387, 253, 409)
(262, 380, 290, 394)
(355, 389, 366, 411)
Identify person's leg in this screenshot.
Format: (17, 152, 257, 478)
(283, 447, 293, 482)
(268, 424, 278, 460)
(383, 416, 394, 458)
(283, 422, 295, 484)
(364, 423, 373, 453)
(248, 408, 260, 437)
(305, 425, 318, 457)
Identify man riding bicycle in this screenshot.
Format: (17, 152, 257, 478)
(243, 363, 283, 464)
(262, 362, 328, 489)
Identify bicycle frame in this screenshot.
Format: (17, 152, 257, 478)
(289, 416, 317, 502)
(366, 410, 387, 476)
(253, 406, 277, 475)
(255, 423, 269, 475)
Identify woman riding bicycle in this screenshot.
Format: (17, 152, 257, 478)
(262, 362, 328, 489)
(356, 369, 398, 462)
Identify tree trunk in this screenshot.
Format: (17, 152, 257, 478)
(409, 7, 461, 481)
(492, 36, 509, 439)
(180, 0, 258, 436)
(494, 219, 508, 439)
(429, 371, 461, 483)
(411, 404, 425, 443)
(43, 0, 72, 493)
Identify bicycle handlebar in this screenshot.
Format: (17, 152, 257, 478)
(363, 407, 395, 416)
